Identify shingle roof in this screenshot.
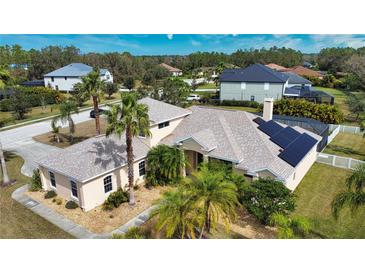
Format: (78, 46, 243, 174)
(220, 63, 289, 83)
(159, 63, 182, 72)
(44, 63, 110, 77)
(265, 63, 287, 71)
(139, 97, 191, 125)
(161, 106, 320, 180)
(37, 134, 150, 182)
(281, 66, 322, 78)
(282, 72, 312, 85)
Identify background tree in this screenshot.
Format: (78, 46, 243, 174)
(331, 163, 365, 219)
(347, 97, 365, 120)
(9, 92, 31, 120)
(104, 93, 150, 205)
(71, 82, 88, 107)
(241, 178, 296, 224)
(81, 69, 105, 135)
(0, 66, 11, 89)
(53, 100, 79, 142)
(160, 77, 191, 106)
(104, 82, 118, 99)
(142, 71, 155, 86)
(124, 76, 135, 91)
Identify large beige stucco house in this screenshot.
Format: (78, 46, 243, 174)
(37, 97, 320, 211)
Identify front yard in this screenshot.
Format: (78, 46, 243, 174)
(27, 185, 171, 234)
(324, 132, 365, 160)
(33, 118, 107, 148)
(0, 153, 72, 238)
(293, 163, 365, 238)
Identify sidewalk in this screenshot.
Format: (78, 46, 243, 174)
(12, 185, 154, 239)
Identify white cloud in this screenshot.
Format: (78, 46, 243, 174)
(191, 40, 201, 46)
(309, 35, 365, 51)
(167, 34, 173, 40)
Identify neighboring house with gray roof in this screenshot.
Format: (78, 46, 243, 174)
(44, 63, 113, 92)
(37, 97, 319, 211)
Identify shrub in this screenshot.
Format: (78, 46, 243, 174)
(103, 189, 128, 210)
(266, 99, 344, 124)
(55, 198, 62, 205)
(29, 169, 42, 191)
(241, 178, 296, 224)
(220, 99, 260, 108)
(65, 200, 78, 209)
(112, 226, 151, 239)
(44, 190, 57, 199)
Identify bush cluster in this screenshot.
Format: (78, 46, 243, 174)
(103, 189, 129, 211)
(65, 200, 78, 209)
(267, 99, 344, 124)
(112, 226, 151, 239)
(200, 98, 260, 109)
(44, 190, 57, 199)
(29, 169, 42, 192)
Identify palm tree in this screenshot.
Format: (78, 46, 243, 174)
(331, 163, 365, 219)
(80, 69, 105, 135)
(150, 188, 203, 239)
(0, 141, 11, 186)
(53, 100, 79, 142)
(0, 67, 11, 89)
(269, 213, 311, 239)
(51, 119, 61, 143)
(185, 163, 239, 237)
(104, 93, 150, 205)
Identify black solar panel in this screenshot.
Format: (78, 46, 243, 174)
(279, 133, 317, 167)
(270, 126, 301, 149)
(253, 117, 265, 125)
(258, 120, 284, 137)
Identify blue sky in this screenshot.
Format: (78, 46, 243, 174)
(1, 34, 365, 55)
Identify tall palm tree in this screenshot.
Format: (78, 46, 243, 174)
(332, 163, 365, 219)
(80, 69, 105, 135)
(150, 188, 203, 239)
(0, 141, 11, 186)
(185, 163, 239, 237)
(104, 93, 151, 205)
(53, 100, 79, 142)
(51, 119, 61, 143)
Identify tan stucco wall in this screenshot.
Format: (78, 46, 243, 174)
(147, 117, 185, 147)
(284, 145, 318, 190)
(39, 158, 146, 211)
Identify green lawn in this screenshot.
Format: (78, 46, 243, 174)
(324, 132, 365, 160)
(293, 163, 365, 238)
(197, 82, 216, 89)
(205, 105, 258, 113)
(0, 152, 72, 238)
(0, 96, 119, 127)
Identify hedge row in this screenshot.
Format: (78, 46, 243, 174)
(0, 86, 63, 111)
(200, 98, 260, 109)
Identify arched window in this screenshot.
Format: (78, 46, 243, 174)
(104, 175, 112, 193)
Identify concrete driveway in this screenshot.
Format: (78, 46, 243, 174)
(0, 109, 95, 177)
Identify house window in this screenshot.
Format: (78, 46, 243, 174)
(51, 77, 54, 82)
(241, 82, 246, 90)
(104, 175, 113, 193)
(250, 95, 255, 102)
(139, 161, 146, 176)
(158, 121, 170, 129)
(55, 85, 59, 90)
(264, 83, 270, 90)
(70, 181, 78, 198)
(49, 172, 56, 187)
(64, 77, 67, 80)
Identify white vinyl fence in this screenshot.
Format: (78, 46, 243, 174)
(327, 124, 340, 144)
(329, 124, 364, 135)
(317, 152, 365, 170)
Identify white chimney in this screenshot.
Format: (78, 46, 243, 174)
(263, 98, 274, 121)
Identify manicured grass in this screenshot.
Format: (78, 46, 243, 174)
(0, 96, 119, 127)
(204, 105, 258, 113)
(0, 152, 72, 238)
(197, 82, 216, 89)
(33, 118, 107, 148)
(293, 163, 365, 238)
(324, 132, 365, 160)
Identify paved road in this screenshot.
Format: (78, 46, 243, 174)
(0, 109, 95, 176)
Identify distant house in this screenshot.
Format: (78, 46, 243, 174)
(265, 63, 287, 71)
(159, 63, 182, 76)
(281, 66, 323, 79)
(303, 61, 314, 68)
(44, 63, 113, 92)
(281, 72, 312, 88)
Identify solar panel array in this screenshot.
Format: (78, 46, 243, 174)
(255, 118, 317, 167)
